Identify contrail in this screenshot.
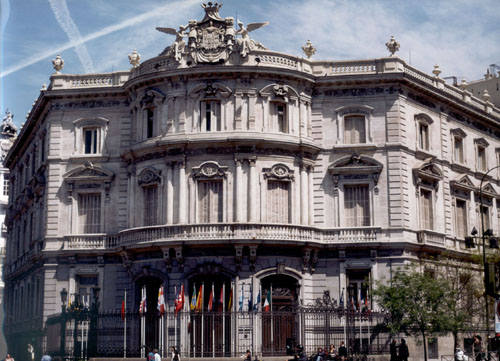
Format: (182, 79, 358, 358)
(0, 0, 199, 79)
(0, 0, 11, 112)
(48, 0, 95, 73)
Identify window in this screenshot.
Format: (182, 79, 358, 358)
(455, 199, 468, 239)
(198, 180, 223, 223)
(146, 107, 155, 139)
(344, 184, 370, 226)
(347, 269, 371, 311)
(479, 205, 490, 235)
(267, 180, 290, 223)
(344, 116, 366, 144)
(454, 136, 464, 163)
(76, 275, 98, 306)
(419, 122, 429, 150)
(78, 193, 102, 233)
(272, 102, 288, 133)
(200, 100, 221, 132)
(3, 175, 9, 196)
(84, 128, 99, 154)
(143, 185, 158, 226)
(427, 338, 438, 359)
(477, 145, 486, 171)
(420, 188, 434, 230)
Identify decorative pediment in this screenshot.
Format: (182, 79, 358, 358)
(138, 167, 161, 186)
(413, 159, 443, 186)
(73, 116, 109, 127)
(140, 89, 166, 108)
(192, 161, 228, 179)
(328, 153, 383, 187)
(450, 174, 475, 192)
(263, 164, 294, 181)
(414, 113, 434, 125)
(334, 104, 374, 117)
(474, 137, 489, 147)
(450, 127, 467, 139)
(259, 83, 299, 99)
(476, 182, 498, 198)
(189, 82, 232, 99)
(63, 162, 114, 183)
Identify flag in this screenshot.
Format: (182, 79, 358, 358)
(227, 287, 233, 311)
(238, 284, 244, 311)
(217, 287, 224, 312)
(248, 285, 253, 311)
(364, 295, 370, 314)
(208, 287, 214, 312)
(339, 289, 344, 309)
(157, 286, 166, 315)
(121, 299, 125, 321)
(349, 296, 355, 310)
(175, 285, 184, 315)
(263, 290, 271, 312)
(253, 290, 260, 312)
(195, 285, 203, 311)
(190, 285, 197, 311)
(139, 292, 147, 315)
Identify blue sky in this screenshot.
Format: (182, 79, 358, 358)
(1, 0, 499, 128)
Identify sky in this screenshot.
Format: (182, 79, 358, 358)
(1, 0, 499, 128)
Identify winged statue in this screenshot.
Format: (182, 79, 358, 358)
(156, 25, 188, 62)
(235, 21, 269, 57)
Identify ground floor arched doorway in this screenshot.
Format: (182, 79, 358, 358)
(189, 273, 232, 357)
(135, 276, 163, 355)
(261, 274, 300, 356)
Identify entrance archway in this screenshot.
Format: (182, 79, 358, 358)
(261, 274, 300, 356)
(136, 276, 163, 354)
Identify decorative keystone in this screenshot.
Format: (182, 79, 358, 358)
(128, 49, 141, 68)
(432, 64, 442, 78)
(482, 89, 491, 102)
(385, 35, 400, 56)
(301, 40, 316, 59)
(52, 54, 64, 74)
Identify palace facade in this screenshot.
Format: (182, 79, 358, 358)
(4, 3, 500, 360)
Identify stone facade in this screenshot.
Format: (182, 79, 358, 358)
(4, 4, 500, 361)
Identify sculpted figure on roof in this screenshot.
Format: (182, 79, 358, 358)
(235, 21, 269, 57)
(156, 25, 189, 62)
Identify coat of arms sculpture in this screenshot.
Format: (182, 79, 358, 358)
(157, 2, 268, 64)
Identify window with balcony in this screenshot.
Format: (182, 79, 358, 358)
(144, 185, 158, 226)
(198, 180, 223, 223)
(455, 198, 468, 239)
(344, 116, 366, 144)
(344, 184, 370, 226)
(200, 100, 221, 132)
(78, 193, 102, 234)
(267, 180, 290, 223)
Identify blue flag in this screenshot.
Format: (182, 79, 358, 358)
(339, 289, 344, 308)
(238, 284, 244, 311)
(253, 290, 261, 312)
(248, 285, 253, 311)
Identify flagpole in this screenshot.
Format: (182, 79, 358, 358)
(234, 279, 238, 356)
(175, 285, 178, 353)
(222, 282, 225, 357)
(201, 282, 205, 357)
(141, 286, 145, 358)
(212, 283, 215, 358)
(270, 283, 273, 357)
(124, 289, 127, 358)
(193, 283, 196, 358)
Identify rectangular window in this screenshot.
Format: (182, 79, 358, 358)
(479, 205, 490, 235)
(146, 108, 154, 138)
(454, 137, 464, 163)
(478, 146, 486, 171)
(144, 185, 158, 226)
(455, 199, 468, 239)
(3, 175, 9, 196)
(200, 101, 221, 132)
(427, 338, 438, 359)
(198, 180, 223, 223)
(77, 275, 98, 306)
(276, 104, 287, 133)
(419, 123, 429, 150)
(420, 188, 434, 230)
(344, 184, 370, 226)
(267, 180, 290, 223)
(84, 128, 99, 154)
(344, 116, 366, 144)
(78, 193, 101, 234)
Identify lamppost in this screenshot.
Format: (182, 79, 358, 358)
(465, 165, 500, 353)
(60, 288, 68, 359)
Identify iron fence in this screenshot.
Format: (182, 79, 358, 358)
(44, 309, 391, 359)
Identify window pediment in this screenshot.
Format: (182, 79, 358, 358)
(451, 127, 467, 139)
(189, 82, 232, 99)
(138, 167, 161, 186)
(414, 113, 434, 125)
(259, 83, 299, 100)
(192, 161, 228, 179)
(474, 137, 489, 147)
(476, 182, 498, 198)
(450, 174, 475, 192)
(263, 164, 294, 181)
(73, 117, 109, 127)
(334, 105, 374, 117)
(328, 153, 383, 186)
(63, 162, 114, 183)
(141, 88, 166, 108)
(413, 159, 442, 187)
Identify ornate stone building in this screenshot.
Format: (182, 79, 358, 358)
(4, 3, 500, 360)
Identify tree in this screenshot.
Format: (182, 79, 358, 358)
(373, 266, 452, 361)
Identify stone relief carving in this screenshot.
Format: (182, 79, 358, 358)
(138, 168, 161, 186)
(263, 164, 294, 181)
(156, 25, 188, 62)
(192, 161, 228, 179)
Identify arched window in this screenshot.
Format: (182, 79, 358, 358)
(138, 167, 162, 226)
(414, 113, 434, 152)
(73, 117, 109, 156)
(334, 105, 374, 145)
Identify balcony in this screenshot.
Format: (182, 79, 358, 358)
(63, 224, 383, 250)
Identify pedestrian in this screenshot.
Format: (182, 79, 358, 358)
(473, 335, 483, 361)
(243, 350, 251, 361)
(41, 355, 52, 361)
(313, 348, 324, 361)
(328, 344, 337, 361)
(338, 342, 347, 361)
(390, 340, 398, 361)
(398, 338, 409, 361)
(5, 354, 14, 361)
(170, 346, 180, 361)
(147, 348, 155, 361)
(153, 349, 161, 361)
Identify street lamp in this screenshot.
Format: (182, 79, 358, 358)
(60, 288, 68, 359)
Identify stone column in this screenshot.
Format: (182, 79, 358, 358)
(308, 165, 314, 225)
(235, 158, 243, 222)
(248, 159, 256, 222)
(234, 92, 242, 130)
(166, 162, 174, 224)
(300, 164, 309, 225)
(178, 160, 187, 224)
(127, 165, 136, 228)
(248, 92, 256, 130)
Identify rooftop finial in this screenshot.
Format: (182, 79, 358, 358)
(301, 40, 316, 59)
(52, 54, 64, 74)
(385, 36, 400, 56)
(128, 49, 141, 68)
(432, 64, 441, 78)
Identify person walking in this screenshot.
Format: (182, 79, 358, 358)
(170, 346, 180, 361)
(243, 350, 251, 361)
(5, 354, 14, 361)
(473, 335, 484, 361)
(313, 348, 324, 361)
(328, 344, 337, 361)
(390, 340, 398, 361)
(338, 342, 347, 361)
(153, 349, 161, 361)
(398, 339, 409, 361)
